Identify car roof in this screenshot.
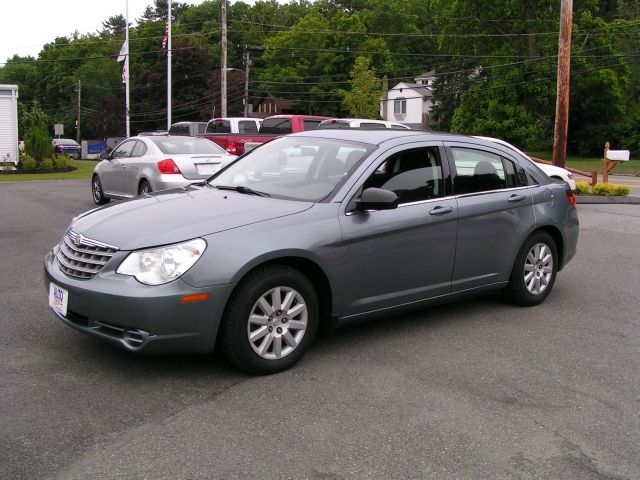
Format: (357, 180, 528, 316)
(290, 128, 468, 146)
(209, 117, 260, 121)
(263, 115, 333, 120)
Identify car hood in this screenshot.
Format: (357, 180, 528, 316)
(71, 185, 313, 250)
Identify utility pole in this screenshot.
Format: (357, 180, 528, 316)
(220, 0, 228, 117)
(243, 51, 251, 117)
(552, 0, 573, 168)
(76, 80, 81, 143)
(381, 75, 388, 121)
(125, 0, 130, 137)
(167, 0, 172, 129)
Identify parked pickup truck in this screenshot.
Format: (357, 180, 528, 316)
(199, 114, 333, 156)
(205, 117, 262, 135)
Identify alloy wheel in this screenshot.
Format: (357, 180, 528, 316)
(247, 286, 308, 360)
(524, 243, 554, 295)
(92, 178, 102, 203)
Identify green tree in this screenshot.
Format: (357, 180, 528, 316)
(24, 103, 53, 162)
(342, 56, 381, 118)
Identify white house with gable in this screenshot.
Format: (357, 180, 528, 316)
(381, 71, 436, 129)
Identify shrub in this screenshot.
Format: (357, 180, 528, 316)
(25, 121, 53, 161)
(593, 183, 630, 196)
(575, 181, 591, 195)
(53, 155, 69, 169)
(42, 158, 54, 170)
(19, 154, 37, 171)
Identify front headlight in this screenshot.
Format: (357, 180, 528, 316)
(116, 239, 207, 285)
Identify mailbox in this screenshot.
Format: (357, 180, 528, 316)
(607, 150, 630, 162)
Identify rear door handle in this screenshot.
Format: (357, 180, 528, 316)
(507, 194, 526, 203)
(429, 206, 454, 216)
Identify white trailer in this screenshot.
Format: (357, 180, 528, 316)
(0, 84, 19, 164)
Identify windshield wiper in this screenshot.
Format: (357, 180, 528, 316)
(214, 185, 271, 197)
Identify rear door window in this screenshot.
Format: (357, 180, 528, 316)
(451, 148, 507, 194)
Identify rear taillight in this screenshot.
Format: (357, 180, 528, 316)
(566, 188, 577, 208)
(226, 141, 237, 155)
(157, 158, 181, 174)
(55, 145, 64, 152)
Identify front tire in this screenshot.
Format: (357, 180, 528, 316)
(220, 265, 319, 375)
(504, 231, 558, 306)
(92, 175, 110, 205)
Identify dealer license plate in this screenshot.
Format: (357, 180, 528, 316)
(48, 282, 68, 316)
(196, 163, 220, 175)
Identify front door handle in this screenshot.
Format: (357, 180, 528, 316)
(429, 206, 454, 216)
(507, 194, 526, 203)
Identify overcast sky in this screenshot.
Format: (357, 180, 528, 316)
(0, 0, 213, 65)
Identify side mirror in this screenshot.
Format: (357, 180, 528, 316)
(355, 187, 399, 211)
(100, 148, 111, 160)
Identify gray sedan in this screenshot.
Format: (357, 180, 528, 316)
(46, 130, 579, 374)
(91, 135, 236, 204)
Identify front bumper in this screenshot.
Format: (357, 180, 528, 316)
(44, 248, 235, 353)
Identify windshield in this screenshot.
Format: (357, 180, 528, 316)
(210, 136, 373, 201)
(149, 136, 227, 155)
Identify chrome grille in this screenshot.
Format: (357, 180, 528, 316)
(56, 230, 118, 280)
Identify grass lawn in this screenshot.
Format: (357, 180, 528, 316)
(528, 151, 640, 175)
(0, 159, 99, 182)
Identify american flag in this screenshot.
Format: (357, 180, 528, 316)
(162, 22, 169, 49)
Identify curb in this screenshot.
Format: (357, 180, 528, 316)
(576, 195, 640, 205)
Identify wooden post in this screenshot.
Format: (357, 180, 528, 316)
(552, 0, 573, 169)
(603, 142, 610, 184)
(602, 141, 627, 183)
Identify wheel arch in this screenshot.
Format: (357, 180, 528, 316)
(533, 225, 565, 270)
(222, 255, 334, 334)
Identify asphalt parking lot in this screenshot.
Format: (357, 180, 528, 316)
(1, 180, 638, 479)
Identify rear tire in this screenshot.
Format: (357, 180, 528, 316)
(138, 180, 152, 195)
(220, 265, 319, 375)
(504, 231, 558, 306)
(91, 175, 110, 205)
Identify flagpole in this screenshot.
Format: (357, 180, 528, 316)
(125, 0, 130, 137)
(167, 0, 172, 129)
